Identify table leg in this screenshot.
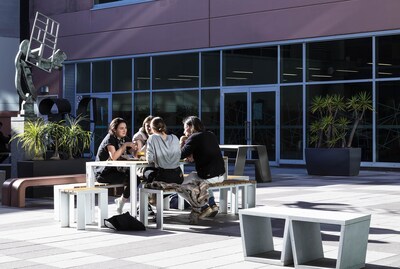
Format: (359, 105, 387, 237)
(234, 147, 247, 176)
(129, 164, 138, 217)
(256, 146, 272, 182)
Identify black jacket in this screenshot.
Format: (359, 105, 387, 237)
(181, 131, 225, 179)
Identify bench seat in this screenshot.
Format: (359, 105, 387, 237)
(140, 179, 256, 229)
(5, 174, 86, 207)
(239, 206, 371, 269)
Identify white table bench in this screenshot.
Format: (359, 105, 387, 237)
(239, 206, 371, 269)
(140, 179, 256, 229)
(60, 187, 108, 230)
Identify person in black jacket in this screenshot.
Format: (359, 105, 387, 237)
(180, 116, 225, 218)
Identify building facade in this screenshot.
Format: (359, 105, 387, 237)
(28, 0, 400, 167)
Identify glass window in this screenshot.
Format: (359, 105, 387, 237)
(202, 51, 220, 87)
(134, 57, 150, 90)
(201, 89, 220, 138)
(153, 53, 199, 89)
(152, 90, 199, 135)
(223, 47, 277, 86)
(133, 92, 150, 132)
(280, 86, 303, 159)
(376, 81, 400, 162)
(92, 61, 111, 92)
(112, 93, 132, 135)
(307, 83, 373, 161)
(281, 44, 302, 83)
(112, 59, 132, 92)
(76, 63, 90, 93)
(307, 38, 372, 81)
(376, 35, 400, 78)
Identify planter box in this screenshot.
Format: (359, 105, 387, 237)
(305, 148, 361, 176)
(17, 159, 87, 198)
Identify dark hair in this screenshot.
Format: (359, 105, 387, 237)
(151, 117, 167, 133)
(142, 115, 154, 128)
(183, 116, 204, 132)
(109, 117, 127, 135)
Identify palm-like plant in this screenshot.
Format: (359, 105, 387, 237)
(44, 121, 65, 160)
(10, 119, 47, 160)
(62, 115, 92, 159)
(309, 91, 372, 148)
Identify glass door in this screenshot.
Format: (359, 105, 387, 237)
(223, 87, 278, 162)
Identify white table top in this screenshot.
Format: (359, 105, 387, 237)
(219, 144, 266, 150)
(239, 206, 371, 225)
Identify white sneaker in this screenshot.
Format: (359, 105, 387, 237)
(115, 197, 126, 214)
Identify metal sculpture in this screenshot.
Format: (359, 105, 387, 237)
(14, 12, 67, 117)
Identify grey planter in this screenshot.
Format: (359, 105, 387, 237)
(305, 148, 361, 176)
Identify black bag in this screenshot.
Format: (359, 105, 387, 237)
(104, 212, 146, 231)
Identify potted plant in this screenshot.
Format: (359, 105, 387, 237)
(305, 91, 373, 176)
(11, 115, 92, 180)
(44, 120, 65, 160)
(61, 115, 92, 159)
(10, 119, 47, 160)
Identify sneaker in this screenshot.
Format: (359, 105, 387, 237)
(198, 206, 213, 219)
(115, 197, 125, 214)
(208, 205, 219, 217)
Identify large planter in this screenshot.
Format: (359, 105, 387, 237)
(305, 148, 361, 176)
(17, 158, 87, 198)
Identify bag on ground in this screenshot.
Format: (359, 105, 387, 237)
(104, 212, 146, 231)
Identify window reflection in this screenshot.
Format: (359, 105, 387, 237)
(113, 93, 132, 135)
(93, 61, 110, 92)
(134, 57, 150, 90)
(376, 81, 400, 162)
(153, 54, 199, 89)
(134, 93, 150, 132)
(376, 35, 400, 78)
(113, 59, 132, 92)
(201, 89, 220, 138)
(202, 52, 220, 87)
(77, 63, 90, 93)
(223, 47, 277, 86)
(281, 86, 303, 159)
(281, 44, 302, 83)
(307, 38, 372, 81)
(152, 90, 198, 135)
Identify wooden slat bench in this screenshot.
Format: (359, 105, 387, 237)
(4, 174, 87, 207)
(139, 179, 257, 229)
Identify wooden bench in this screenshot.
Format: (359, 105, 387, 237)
(140, 179, 257, 229)
(54, 182, 124, 221)
(3, 174, 86, 207)
(239, 206, 371, 269)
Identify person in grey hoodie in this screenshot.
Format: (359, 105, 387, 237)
(144, 117, 183, 184)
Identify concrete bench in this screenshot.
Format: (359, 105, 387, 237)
(3, 174, 86, 207)
(140, 179, 257, 229)
(239, 206, 371, 269)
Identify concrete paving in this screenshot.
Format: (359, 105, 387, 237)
(0, 165, 399, 268)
